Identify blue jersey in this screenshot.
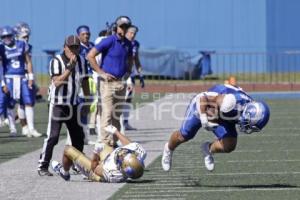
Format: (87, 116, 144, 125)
(94, 34, 133, 79)
(79, 42, 94, 59)
(131, 40, 140, 58)
(208, 84, 253, 119)
(28, 43, 33, 57)
(208, 84, 252, 105)
(79, 42, 94, 74)
(0, 40, 29, 75)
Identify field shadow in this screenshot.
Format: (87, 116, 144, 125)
(187, 182, 298, 189)
(126, 179, 156, 184)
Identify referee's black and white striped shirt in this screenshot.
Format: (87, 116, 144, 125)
(48, 53, 88, 105)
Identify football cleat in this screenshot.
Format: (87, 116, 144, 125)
(9, 128, 17, 137)
(22, 126, 30, 136)
(71, 164, 81, 175)
(161, 143, 173, 171)
(51, 160, 70, 181)
(201, 142, 214, 171)
(37, 168, 53, 176)
(124, 123, 137, 131)
(29, 129, 42, 138)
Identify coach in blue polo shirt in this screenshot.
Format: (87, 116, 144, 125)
(87, 16, 133, 146)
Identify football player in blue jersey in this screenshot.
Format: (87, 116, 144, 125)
(13, 22, 42, 137)
(0, 25, 41, 137)
(77, 25, 94, 71)
(75, 25, 96, 144)
(161, 83, 270, 172)
(0, 40, 9, 127)
(121, 25, 145, 131)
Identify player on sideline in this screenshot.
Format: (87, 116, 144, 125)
(121, 25, 145, 131)
(161, 83, 270, 172)
(51, 125, 146, 182)
(14, 22, 42, 137)
(0, 26, 41, 137)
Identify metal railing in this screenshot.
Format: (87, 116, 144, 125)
(32, 52, 300, 88)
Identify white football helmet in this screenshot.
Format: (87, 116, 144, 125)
(14, 22, 31, 40)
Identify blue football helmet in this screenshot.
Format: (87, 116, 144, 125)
(0, 26, 15, 45)
(238, 101, 270, 134)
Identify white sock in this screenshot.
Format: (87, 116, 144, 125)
(83, 125, 89, 142)
(60, 167, 69, 176)
(17, 106, 26, 119)
(25, 106, 34, 131)
(7, 109, 16, 131)
(65, 131, 72, 145)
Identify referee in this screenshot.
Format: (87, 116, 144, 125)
(38, 35, 90, 176)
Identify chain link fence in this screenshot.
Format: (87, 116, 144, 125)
(32, 51, 300, 88)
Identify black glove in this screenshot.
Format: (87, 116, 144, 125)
(130, 75, 135, 85)
(66, 62, 76, 71)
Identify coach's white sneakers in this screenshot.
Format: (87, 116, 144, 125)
(201, 142, 214, 171)
(162, 143, 173, 171)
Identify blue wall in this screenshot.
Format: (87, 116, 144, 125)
(0, 0, 269, 54)
(267, 0, 300, 52)
(0, 0, 300, 74)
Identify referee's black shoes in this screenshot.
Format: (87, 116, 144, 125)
(38, 168, 53, 176)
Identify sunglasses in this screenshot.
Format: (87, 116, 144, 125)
(1, 35, 13, 39)
(119, 24, 130, 30)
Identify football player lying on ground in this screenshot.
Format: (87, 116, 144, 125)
(162, 83, 270, 172)
(51, 125, 146, 182)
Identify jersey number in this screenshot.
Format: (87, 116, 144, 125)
(11, 59, 21, 69)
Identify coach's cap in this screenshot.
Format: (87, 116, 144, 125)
(64, 35, 80, 46)
(115, 16, 132, 27)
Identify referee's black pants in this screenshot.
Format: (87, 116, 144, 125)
(38, 104, 84, 169)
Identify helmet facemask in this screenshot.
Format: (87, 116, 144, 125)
(1, 34, 15, 46)
(238, 111, 261, 134)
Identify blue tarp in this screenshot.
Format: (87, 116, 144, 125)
(139, 48, 209, 79)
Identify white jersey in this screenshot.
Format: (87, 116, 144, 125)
(94, 142, 146, 183)
(94, 36, 107, 66)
